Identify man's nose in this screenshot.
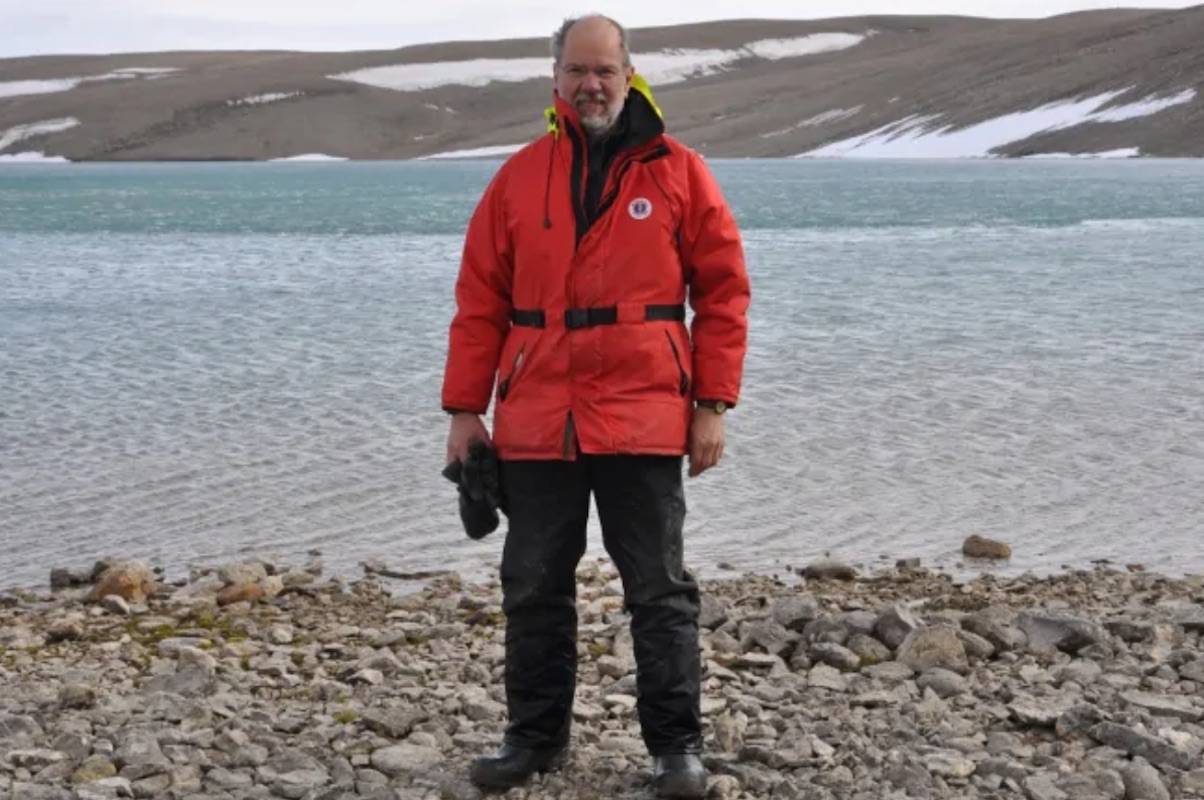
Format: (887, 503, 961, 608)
(582, 71, 603, 92)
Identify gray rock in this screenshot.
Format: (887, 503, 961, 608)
(595, 654, 628, 678)
(1106, 617, 1154, 643)
(897, 625, 969, 674)
(1090, 722, 1198, 770)
(370, 744, 444, 776)
(1173, 605, 1204, 633)
(846, 633, 892, 665)
(348, 668, 384, 685)
(875, 603, 922, 650)
(1056, 704, 1105, 738)
(811, 642, 860, 671)
(699, 593, 730, 630)
(1010, 696, 1071, 728)
(707, 774, 742, 799)
(963, 608, 1027, 652)
(50, 566, 90, 589)
(923, 749, 975, 778)
(1057, 769, 1125, 800)
(863, 661, 916, 682)
(799, 559, 857, 581)
(0, 714, 43, 743)
(99, 594, 131, 616)
(808, 663, 850, 692)
(217, 562, 268, 587)
(1017, 611, 1109, 655)
(114, 731, 170, 771)
(8, 783, 73, 800)
(1057, 659, 1103, 686)
(1181, 769, 1204, 795)
(742, 620, 796, 657)
(802, 615, 849, 645)
(1121, 690, 1203, 722)
(976, 757, 1029, 783)
(1024, 772, 1069, 800)
(1121, 759, 1170, 800)
(956, 628, 996, 660)
(769, 594, 819, 631)
(885, 761, 935, 795)
(140, 667, 214, 697)
(58, 683, 97, 709)
(1180, 659, 1204, 683)
(8, 749, 68, 769)
(917, 667, 969, 697)
(205, 766, 253, 788)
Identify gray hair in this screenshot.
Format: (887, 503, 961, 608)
(550, 15, 632, 68)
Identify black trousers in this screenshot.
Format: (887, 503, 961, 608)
(499, 455, 702, 755)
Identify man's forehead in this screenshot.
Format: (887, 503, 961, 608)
(561, 20, 624, 62)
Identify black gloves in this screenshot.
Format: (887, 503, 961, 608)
(441, 439, 506, 539)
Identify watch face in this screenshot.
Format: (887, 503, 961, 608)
(715, 401, 728, 414)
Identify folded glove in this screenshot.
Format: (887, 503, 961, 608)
(441, 439, 506, 540)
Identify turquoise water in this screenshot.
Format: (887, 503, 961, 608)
(2, 159, 1203, 591)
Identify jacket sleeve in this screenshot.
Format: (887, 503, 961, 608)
(680, 151, 750, 406)
(441, 168, 514, 414)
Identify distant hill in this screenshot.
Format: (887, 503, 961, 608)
(2, 8, 1202, 160)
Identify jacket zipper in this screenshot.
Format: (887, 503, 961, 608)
(497, 345, 525, 401)
(665, 331, 689, 396)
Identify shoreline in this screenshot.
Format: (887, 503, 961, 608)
(2, 557, 1202, 799)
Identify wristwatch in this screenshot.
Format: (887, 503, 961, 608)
(696, 399, 729, 414)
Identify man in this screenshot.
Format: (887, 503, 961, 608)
(442, 14, 749, 799)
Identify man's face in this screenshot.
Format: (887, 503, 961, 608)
(554, 18, 634, 137)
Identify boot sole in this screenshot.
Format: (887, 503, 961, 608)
(655, 773, 707, 799)
(469, 751, 566, 789)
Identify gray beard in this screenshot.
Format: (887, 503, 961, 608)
(578, 99, 625, 140)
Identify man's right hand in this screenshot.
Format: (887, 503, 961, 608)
(446, 413, 492, 464)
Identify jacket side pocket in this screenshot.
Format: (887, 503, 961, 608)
(664, 330, 689, 397)
(497, 344, 526, 402)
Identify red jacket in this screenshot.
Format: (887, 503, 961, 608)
(442, 82, 749, 460)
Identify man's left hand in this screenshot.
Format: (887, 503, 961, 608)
(688, 406, 725, 477)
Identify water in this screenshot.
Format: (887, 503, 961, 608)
(2, 159, 1203, 592)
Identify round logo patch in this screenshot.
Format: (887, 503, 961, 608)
(628, 197, 653, 220)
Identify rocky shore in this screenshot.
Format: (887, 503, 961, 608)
(2, 556, 1203, 800)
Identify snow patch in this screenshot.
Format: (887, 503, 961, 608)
(1070, 88, 1195, 124)
(745, 33, 870, 60)
(269, 153, 348, 162)
(228, 92, 303, 107)
(0, 68, 179, 98)
(111, 68, 179, 75)
(1023, 148, 1141, 159)
(761, 106, 863, 138)
(329, 33, 869, 92)
(419, 144, 525, 160)
(0, 117, 80, 152)
(797, 88, 1193, 158)
(0, 151, 70, 163)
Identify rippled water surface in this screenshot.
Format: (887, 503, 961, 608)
(2, 159, 1203, 590)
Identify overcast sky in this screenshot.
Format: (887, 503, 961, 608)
(0, 0, 1196, 59)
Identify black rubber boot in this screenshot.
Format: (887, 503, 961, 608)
(469, 742, 567, 789)
(652, 754, 707, 799)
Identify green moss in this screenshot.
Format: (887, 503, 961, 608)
(334, 709, 359, 724)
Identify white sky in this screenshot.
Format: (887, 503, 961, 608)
(0, 0, 1197, 58)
